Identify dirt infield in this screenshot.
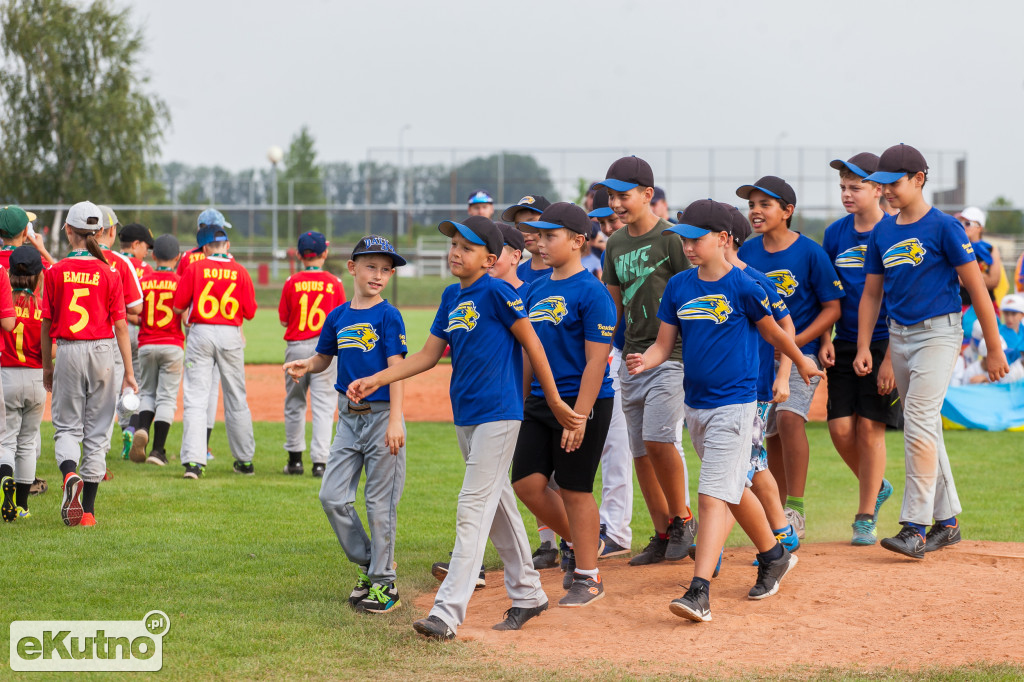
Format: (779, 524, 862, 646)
(415, 541, 1024, 675)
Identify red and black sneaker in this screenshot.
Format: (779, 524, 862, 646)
(61, 472, 84, 527)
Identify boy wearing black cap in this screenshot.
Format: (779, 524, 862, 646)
(467, 190, 495, 219)
(491, 223, 529, 298)
(285, 235, 407, 614)
(502, 195, 553, 285)
(598, 156, 696, 565)
(346, 215, 584, 639)
(278, 231, 346, 477)
(119, 223, 155, 281)
(627, 199, 823, 622)
(736, 176, 844, 539)
(129, 234, 185, 465)
(819, 154, 898, 546)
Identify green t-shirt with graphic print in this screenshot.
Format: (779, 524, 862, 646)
(602, 218, 691, 361)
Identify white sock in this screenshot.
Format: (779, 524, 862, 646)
(538, 526, 556, 545)
(574, 566, 598, 578)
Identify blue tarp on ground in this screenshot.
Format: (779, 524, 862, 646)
(941, 379, 1024, 431)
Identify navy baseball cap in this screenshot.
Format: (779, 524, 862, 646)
(735, 175, 797, 206)
(520, 202, 591, 236)
(497, 223, 525, 252)
(153, 234, 180, 261)
(9, 244, 43, 276)
(863, 144, 928, 184)
(467, 190, 493, 205)
(588, 189, 614, 218)
(438, 216, 503, 256)
(665, 199, 733, 239)
(724, 204, 751, 245)
(119, 223, 154, 248)
(297, 231, 328, 256)
(196, 225, 215, 247)
(595, 156, 655, 193)
(829, 152, 880, 179)
(210, 228, 229, 243)
(351, 235, 406, 266)
(500, 195, 551, 222)
(197, 208, 231, 229)
(652, 186, 667, 204)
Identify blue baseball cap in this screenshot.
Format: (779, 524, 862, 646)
(196, 225, 229, 246)
(735, 175, 797, 206)
(352, 235, 406, 266)
(438, 216, 502, 256)
(594, 156, 655, 193)
(588, 189, 614, 218)
(863, 143, 928, 185)
(297, 231, 327, 256)
(664, 199, 733, 239)
(197, 208, 232, 229)
(467, 190, 493, 205)
(829, 152, 879, 179)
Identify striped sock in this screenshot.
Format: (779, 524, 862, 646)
(785, 496, 805, 515)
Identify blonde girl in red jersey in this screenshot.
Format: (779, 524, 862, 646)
(42, 202, 136, 527)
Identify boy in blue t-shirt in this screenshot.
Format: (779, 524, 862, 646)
(347, 216, 584, 639)
(502, 195, 553, 284)
(737, 176, 844, 539)
(509, 202, 616, 608)
(626, 199, 823, 622)
(819, 154, 900, 546)
(858, 143, 1008, 559)
(283, 236, 408, 615)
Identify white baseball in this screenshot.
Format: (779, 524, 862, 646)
(121, 391, 140, 412)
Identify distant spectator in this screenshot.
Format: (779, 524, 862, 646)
(580, 223, 604, 279)
(956, 337, 1024, 385)
(466, 190, 494, 219)
(651, 187, 672, 222)
(957, 206, 1007, 303)
(998, 294, 1024, 364)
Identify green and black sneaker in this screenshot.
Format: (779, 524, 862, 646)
(349, 569, 372, 609)
(359, 583, 400, 614)
(183, 463, 205, 480)
(233, 461, 255, 476)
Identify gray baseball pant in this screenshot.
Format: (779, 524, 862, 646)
(183, 325, 222, 443)
(599, 348, 633, 548)
(180, 324, 255, 466)
(431, 420, 547, 634)
(0, 367, 43, 484)
(52, 339, 117, 483)
(319, 399, 405, 584)
(888, 312, 963, 525)
(138, 344, 184, 423)
(284, 338, 336, 464)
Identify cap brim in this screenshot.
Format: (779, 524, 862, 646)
(862, 171, 905, 184)
(25, 211, 37, 222)
(438, 220, 486, 246)
(467, 198, 493, 205)
(829, 159, 869, 178)
(663, 224, 713, 239)
(588, 207, 614, 218)
(519, 220, 564, 232)
(736, 184, 783, 201)
(595, 178, 638, 192)
(501, 205, 542, 222)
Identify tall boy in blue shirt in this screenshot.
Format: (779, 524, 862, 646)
(347, 216, 584, 639)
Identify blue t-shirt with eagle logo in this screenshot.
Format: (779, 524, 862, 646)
(738, 233, 845, 356)
(316, 299, 407, 401)
(430, 274, 527, 426)
(741, 265, 791, 403)
(823, 214, 890, 343)
(864, 208, 975, 326)
(525, 270, 616, 400)
(657, 266, 772, 409)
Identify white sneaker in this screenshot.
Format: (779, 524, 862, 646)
(784, 507, 805, 540)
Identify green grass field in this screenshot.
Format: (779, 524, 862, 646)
(3, 422, 1023, 680)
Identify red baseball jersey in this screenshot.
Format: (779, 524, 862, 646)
(2, 290, 43, 368)
(278, 269, 347, 341)
(139, 268, 185, 347)
(173, 255, 257, 326)
(0, 247, 13, 270)
(176, 248, 206, 276)
(0, 268, 15, 353)
(122, 252, 154, 282)
(42, 255, 126, 340)
(103, 248, 143, 309)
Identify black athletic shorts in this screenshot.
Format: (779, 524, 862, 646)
(510, 395, 614, 493)
(826, 338, 902, 427)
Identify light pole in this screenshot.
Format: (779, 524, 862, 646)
(397, 124, 411, 237)
(268, 145, 284, 279)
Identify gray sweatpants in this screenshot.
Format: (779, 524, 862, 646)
(180, 324, 255, 466)
(319, 399, 405, 584)
(183, 324, 222, 445)
(888, 312, 963, 525)
(431, 420, 547, 634)
(138, 344, 184, 423)
(284, 338, 336, 464)
(52, 339, 117, 483)
(0, 367, 44, 484)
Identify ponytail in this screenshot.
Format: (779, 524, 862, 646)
(85, 234, 108, 264)
(9, 272, 40, 307)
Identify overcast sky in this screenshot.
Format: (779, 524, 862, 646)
(130, 0, 1024, 208)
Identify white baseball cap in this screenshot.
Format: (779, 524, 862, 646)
(978, 336, 1007, 357)
(957, 206, 986, 228)
(65, 201, 103, 231)
(1000, 293, 1024, 314)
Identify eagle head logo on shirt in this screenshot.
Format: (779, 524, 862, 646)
(528, 296, 568, 325)
(445, 301, 480, 333)
(676, 294, 733, 324)
(766, 269, 799, 297)
(882, 238, 927, 268)
(337, 323, 379, 352)
(834, 245, 867, 269)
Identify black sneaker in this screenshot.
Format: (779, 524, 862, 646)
(559, 573, 605, 608)
(412, 615, 455, 640)
(146, 449, 168, 466)
(629, 535, 668, 566)
(431, 554, 485, 589)
(924, 522, 962, 552)
(349, 569, 371, 608)
(359, 582, 400, 614)
(491, 601, 548, 630)
(880, 525, 926, 559)
(283, 461, 304, 475)
(1, 476, 16, 523)
(561, 546, 576, 589)
(532, 540, 559, 570)
(233, 461, 255, 476)
(666, 515, 698, 561)
(559, 538, 572, 571)
(748, 548, 798, 600)
(669, 585, 712, 622)
(183, 463, 204, 480)
(311, 463, 326, 478)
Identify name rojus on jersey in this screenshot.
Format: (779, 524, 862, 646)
(445, 301, 480, 332)
(882, 238, 927, 268)
(676, 294, 734, 324)
(528, 296, 568, 325)
(766, 269, 799, 297)
(834, 245, 867, 268)
(336, 323, 379, 351)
